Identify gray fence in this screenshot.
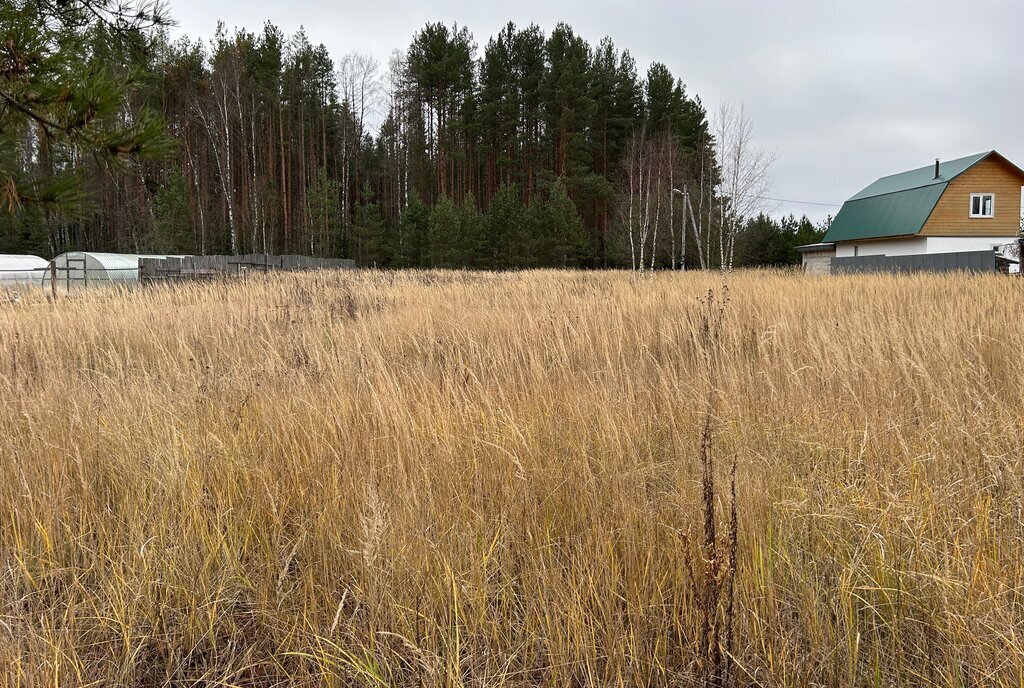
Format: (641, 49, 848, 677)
(832, 250, 997, 275)
(140, 254, 355, 283)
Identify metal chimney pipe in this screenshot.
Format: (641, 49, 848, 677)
(934, 158, 940, 179)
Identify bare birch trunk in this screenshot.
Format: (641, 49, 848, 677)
(628, 151, 636, 271)
(669, 142, 676, 270)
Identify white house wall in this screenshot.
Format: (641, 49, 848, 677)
(925, 236, 1015, 254)
(834, 238, 927, 258)
(835, 236, 1012, 258)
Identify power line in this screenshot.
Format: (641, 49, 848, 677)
(672, 188, 842, 208)
(757, 196, 842, 207)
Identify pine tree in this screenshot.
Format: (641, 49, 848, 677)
(511, 24, 546, 202)
(645, 63, 679, 132)
(407, 23, 476, 202)
(479, 24, 518, 202)
(541, 24, 594, 180)
(1, 0, 172, 217)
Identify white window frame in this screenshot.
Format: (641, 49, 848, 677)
(969, 193, 995, 218)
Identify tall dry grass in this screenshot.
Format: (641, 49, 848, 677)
(1, 269, 1023, 686)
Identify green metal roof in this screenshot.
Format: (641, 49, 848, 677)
(823, 185, 946, 242)
(847, 152, 989, 201)
(822, 151, 994, 243)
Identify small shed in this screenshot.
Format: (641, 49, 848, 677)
(41, 252, 179, 289)
(0, 254, 48, 288)
(796, 242, 836, 275)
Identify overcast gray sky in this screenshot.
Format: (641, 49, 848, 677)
(167, 0, 1023, 223)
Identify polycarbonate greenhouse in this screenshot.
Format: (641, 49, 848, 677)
(41, 252, 180, 289)
(0, 254, 48, 288)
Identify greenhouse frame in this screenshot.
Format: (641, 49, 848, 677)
(0, 255, 48, 288)
(41, 252, 180, 289)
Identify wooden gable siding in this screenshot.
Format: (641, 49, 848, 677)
(920, 156, 1024, 237)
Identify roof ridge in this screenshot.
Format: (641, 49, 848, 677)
(852, 179, 948, 201)
(873, 150, 993, 181)
(848, 151, 992, 201)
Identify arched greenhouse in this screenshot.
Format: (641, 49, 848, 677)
(41, 252, 176, 289)
(0, 255, 48, 288)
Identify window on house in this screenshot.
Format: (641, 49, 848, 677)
(970, 193, 994, 218)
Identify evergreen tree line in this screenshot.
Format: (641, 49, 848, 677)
(732, 214, 830, 268)
(2, 7, 825, 267)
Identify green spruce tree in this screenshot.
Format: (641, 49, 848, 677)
(428, 194, 460, 267)
(484, 184, 526, 268)
(535, 178, 584, 267)
(398, 189, 430, 268)
(147, 169, 195, 254)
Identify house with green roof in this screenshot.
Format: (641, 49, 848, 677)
(798, 151, 1024, 274)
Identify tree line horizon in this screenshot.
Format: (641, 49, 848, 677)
(2, 4, 827, 269)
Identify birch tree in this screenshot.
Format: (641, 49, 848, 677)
(712, 102, 774, 270)
(619, 126, 673, 272)
(686, 134, 716, 270)
(339, 53, 382, 233)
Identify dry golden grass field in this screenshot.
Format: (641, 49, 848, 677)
(1, 270, 1023, 687)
